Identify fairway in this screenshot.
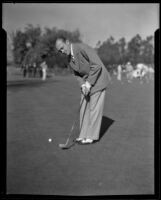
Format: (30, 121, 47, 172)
(7, 75, 154, 195)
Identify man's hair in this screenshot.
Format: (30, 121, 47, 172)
(41, 54, 47, 59)
(56, 36, 68, 43)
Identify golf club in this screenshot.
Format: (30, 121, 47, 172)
(59, 95, 85, 149)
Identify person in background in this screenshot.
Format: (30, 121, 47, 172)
(117, 64, 122, 82)
(33, 62, 37, 78)
(126, 62, 133, 83)
(40, 55, 48, 81)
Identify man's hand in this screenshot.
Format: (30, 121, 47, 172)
(81, 84, 88, 96)
(81, 81, 91, 96)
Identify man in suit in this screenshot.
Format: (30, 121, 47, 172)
(55, 36, 111, 144)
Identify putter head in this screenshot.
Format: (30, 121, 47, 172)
(59, 143, 68, 149)
(59, 140, 76, 150)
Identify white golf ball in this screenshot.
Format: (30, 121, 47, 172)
(48, 138, 52, 142)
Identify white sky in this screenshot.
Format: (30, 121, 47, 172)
(2, 3, 159, 47)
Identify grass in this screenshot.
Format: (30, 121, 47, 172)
(7, 72, 154, 195)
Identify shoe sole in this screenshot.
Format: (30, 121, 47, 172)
(77, 141, 94, 145)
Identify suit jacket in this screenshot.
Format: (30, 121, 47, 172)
(69, 43, 111, 95)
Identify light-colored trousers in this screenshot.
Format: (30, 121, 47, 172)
(79, 89, 106, 140)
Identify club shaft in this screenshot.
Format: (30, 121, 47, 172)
(62, 95, 85, 145)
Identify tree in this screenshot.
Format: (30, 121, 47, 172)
(127, 34, 143, 65)
(12, 25, 82, 69)
(12, 30, 28, 64)
(118, 37, 127, 64)
(24, 24, 42, 48)
(12, 24, 42, 65)
(95, 40, 101, 49)
(97, 36, 120, 67)
(140, 36, 154, 64)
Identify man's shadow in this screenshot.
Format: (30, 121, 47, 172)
(99, 116, 115, 141)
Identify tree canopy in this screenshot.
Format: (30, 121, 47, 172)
(11, 24, 154, 73)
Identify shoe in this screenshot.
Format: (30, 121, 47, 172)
(81, 139, 94, 144)
(75, 138, 83, 143)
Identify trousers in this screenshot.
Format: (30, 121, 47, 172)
(79, 89, 106, 140)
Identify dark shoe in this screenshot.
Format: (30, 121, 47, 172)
(76, 140, 84, 145)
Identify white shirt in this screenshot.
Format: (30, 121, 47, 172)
(70, 44, 74, 60)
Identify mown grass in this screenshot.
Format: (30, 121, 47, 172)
(7, 74, 154, 195)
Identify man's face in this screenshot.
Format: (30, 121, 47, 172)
(56, 39, 71, 56)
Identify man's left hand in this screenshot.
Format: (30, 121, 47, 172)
(81, 81, 91, 96)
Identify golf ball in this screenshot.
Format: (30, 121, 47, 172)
(48, 138, 52, 142)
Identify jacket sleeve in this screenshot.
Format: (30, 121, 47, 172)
(68, 64, 85, 87)
(73, 71, 85, 87)
(80, 46, 102, 86)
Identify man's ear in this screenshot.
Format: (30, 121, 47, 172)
(66, 40, 70, 45)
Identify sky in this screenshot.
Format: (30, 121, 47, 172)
(2, 3, 159, 47)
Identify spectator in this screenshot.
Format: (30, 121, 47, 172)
(117, 65, 122, 81)
(40, 55, 48, 81)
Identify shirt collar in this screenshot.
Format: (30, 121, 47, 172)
(70, 44, 74, 58)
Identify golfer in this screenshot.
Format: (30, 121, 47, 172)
(55, 37, 111, 144)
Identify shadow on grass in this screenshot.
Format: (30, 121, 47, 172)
(7, 79, 58, 88)
(69, 115, 114, 146)
(99, 116, 115, 141)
